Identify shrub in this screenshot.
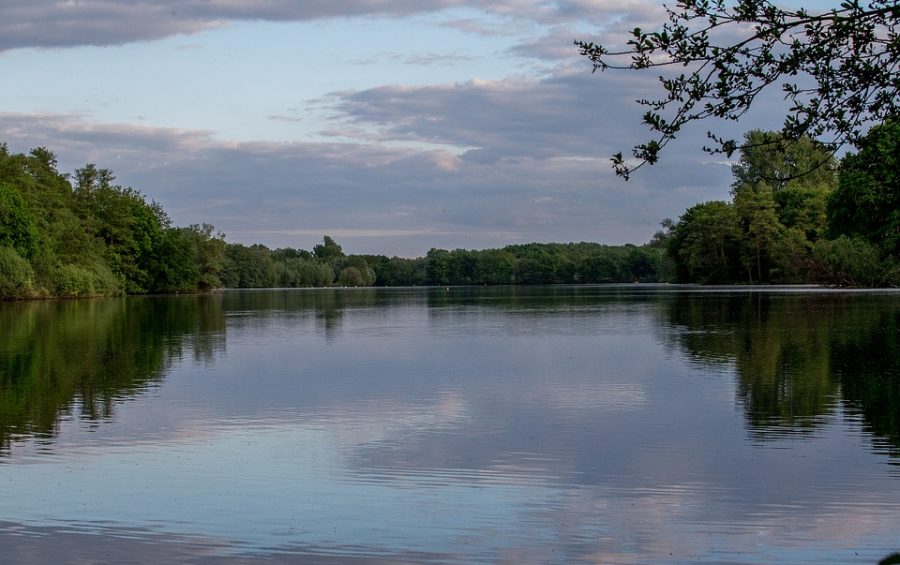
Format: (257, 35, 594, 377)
(337, 266, 365, 286)
(0, 246, 36, 299)
(54, 264, 96, 298)
(813, 236, 885, 287)
(90, 262, 123, 296)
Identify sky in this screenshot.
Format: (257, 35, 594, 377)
(0, 0, 795, 256)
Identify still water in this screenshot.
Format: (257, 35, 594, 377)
(1, 286, 899, 564)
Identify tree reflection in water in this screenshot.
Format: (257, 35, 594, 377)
(0, 296, 225, 452)
(2, 287, 898, 463)
(661, 291, 900, 457)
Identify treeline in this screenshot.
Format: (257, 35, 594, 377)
(220, 238, 669, 289)
(662, 122, 899, 286)
(1, 120, 896, 299)
(0, 143, 667, 299)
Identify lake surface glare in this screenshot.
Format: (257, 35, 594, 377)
(1, 286, 899, 564)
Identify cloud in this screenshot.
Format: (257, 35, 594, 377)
(327, 67, 746, 180)
(0, 0, 669, 52)
(348, 51, 478, 67)
(267, 114, 303, 123)
(0, 2, 217, 51)
(508, 27, 589, 61)
(0, 0, 467, 51)
(400, 52, 479, 66)
(441, 17, 523, 37)
(330, 72, 644, 161)
(497, 0, 671, 62)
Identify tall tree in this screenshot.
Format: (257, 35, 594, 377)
(184, 224, 226, 291)
(730, 131, 838, 192)
(425, 248, 452, 286)
(668, 200, 741, 283)
(577, 1, 899, 178)
(0, 182, 38, 259)
(734, 184, 783, 282)
(313, 235, 344, 262)
(729, 130, 839, 280)
(828, 119, 900, 257)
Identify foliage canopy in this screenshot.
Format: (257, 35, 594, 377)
(665, 125, 899, 286)
(827, 119, 900, 256)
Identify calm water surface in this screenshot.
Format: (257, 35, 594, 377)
(1, 286, 899, 564)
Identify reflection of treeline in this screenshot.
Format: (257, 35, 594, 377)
(831, 306, 900, 451)
(661, 124, 899, 286)
(422, 282, 661, 309)
(661, 293, 900, 454)
(0, 297, 225, 451)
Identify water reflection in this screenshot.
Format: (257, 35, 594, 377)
(221, 288, 390, 342)
(0, 287, 899, 563)
(660, 291, 900, 454)
(0, 520, 450, 564)
(0, 296, 225, 451)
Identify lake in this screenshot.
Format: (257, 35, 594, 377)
(1, 286, 899, 564)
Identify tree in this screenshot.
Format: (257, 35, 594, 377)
(337, 266, 366, 286)
(313, 235, 344, 262)
(579, 253, 621, 283)
(150, 227, 201, 293)
(812, 235, 888, 286)
(731, 132, 835, 244)
(735, 184, 788, 282)
(0, 183, 38, 259)
(828, 119, 900, 256)
(448, 249, 478, 285)
(0, 247, 36, 299)
(223, 244, 276, 288)
(514, 247, 561, 284)
(272, 247, 312, 262)
(649, 218, 675, 249)
(425, 248, 452, 285)
(73, 165, 168, 293)
(730, 131, 837, 193)
(184, 224, 226, 290)
(366, 255, 427, 286)
(577, 1, 899, 178)
(668, 200, 741, 283)
(474, 249, 516, 285)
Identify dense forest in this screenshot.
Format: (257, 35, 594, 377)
(663, 121, 899, 286)
(0, 120, 897, 299)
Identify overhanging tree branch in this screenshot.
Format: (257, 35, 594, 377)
(577, 0, 900, 179)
